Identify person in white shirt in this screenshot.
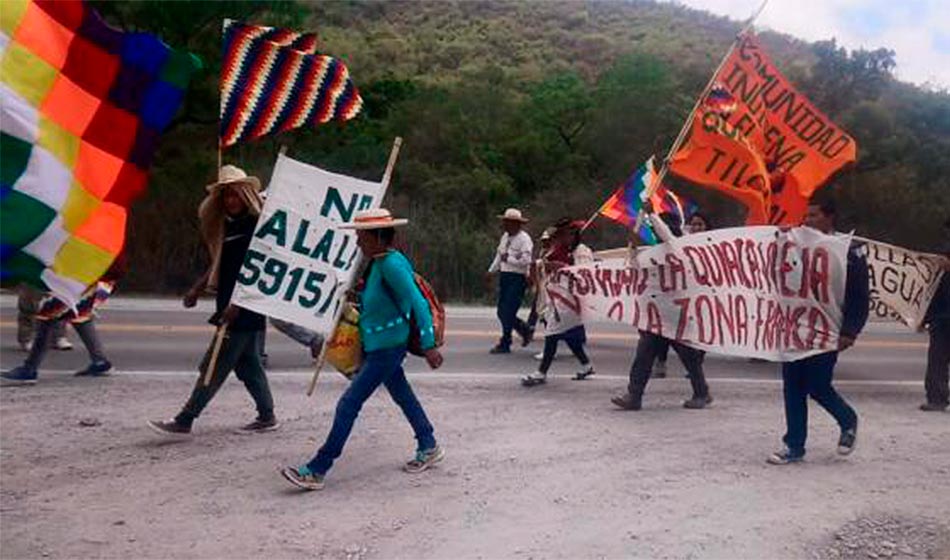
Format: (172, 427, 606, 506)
(486, 208, 534, 354)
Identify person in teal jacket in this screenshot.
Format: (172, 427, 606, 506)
(282, 209, 445, 491)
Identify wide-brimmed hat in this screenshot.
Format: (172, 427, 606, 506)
(205, 164, 262, 193)
(338, 208, 409, 230)
(497, 208, 529, 222)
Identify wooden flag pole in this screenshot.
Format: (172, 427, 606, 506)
(633, 0, 770, 231)
(202, 324, 228, 387)
(306, 137, 404, 396)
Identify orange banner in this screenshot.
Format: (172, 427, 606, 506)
(670, 111, 771, 224)
(714, 33, 856, 196)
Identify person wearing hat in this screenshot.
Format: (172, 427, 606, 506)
(148, 165, 278, 437)
(522, 218, 595, 386)
(281, 209, 445, 491)
(486, 208, 534, 354)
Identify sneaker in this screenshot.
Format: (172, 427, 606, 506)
(53, 337, 73, 351)
(74, 360, 113, 377)
(281, 465, 325, 491)
(683, 395, 714, 409)
(767, 448, 804, 465)
(572, 364, 595, 380)
(236, 417, 280, 434)
(837, 426, 857, 455)
(653, 360, 667, 378)
(18, 340, 32, 353)
(404, 446, 445, 474)
(611, 392, 641, 411)
(521, 371, 547, 387)
(489, 345, 511, 355)
(146, 419, 192, 438)
(1, 365, 38, 386)
(919, 402, 948, 412)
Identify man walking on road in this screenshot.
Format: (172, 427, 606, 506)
(920, 218, 950, 412)
(281, 209, 444, 491)
(148, 165, 278, 437)
(486, 208, 534, 354)
(768, 199, 870, 465)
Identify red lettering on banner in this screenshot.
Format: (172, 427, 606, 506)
(735, 295, 749, 346)
(646, 302, 663, 335)
(548, 289, 581, 316)
(714, 295, 736, 345)
(696, 295, 716, 344)
(684, 246, 710, 287)
(754, 297, 765, 350)
(608, 301, 624, 322)
(805, 307, 831, 350)
(674, 297, 691, 340)
(811, 247, 830, 303)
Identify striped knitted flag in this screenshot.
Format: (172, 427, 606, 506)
(219, 20, 363, 148)
(1, 0, 199, 306)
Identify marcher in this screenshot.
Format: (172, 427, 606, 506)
(486, 208, 533, 354)
(652, 211, 712, 378)
(529, 228, 557, 361)
(522, 219, 595, 386)
(16, 285, 71, 352)
(281, 208, 444, 491)
(147, 165, 278, 437)
(920, 218, 950, 412)
(611, 211, 713, 410)
(767, 199, 869, 464)
(2, 280, 116, 385)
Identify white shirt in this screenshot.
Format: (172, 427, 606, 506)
(489, 230, 533, 275)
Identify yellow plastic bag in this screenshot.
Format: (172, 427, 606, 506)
(326, 303, 362, 378)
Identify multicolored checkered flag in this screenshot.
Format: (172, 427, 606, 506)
(219, 20, 363, 148)
(1, 0, 199, 305)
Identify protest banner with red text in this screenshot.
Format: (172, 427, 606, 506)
(544, 227, 851, 361)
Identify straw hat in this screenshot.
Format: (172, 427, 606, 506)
(497, 208, 529, 222)
(338, 208, 408, 230)
(205, 164, 261, 193)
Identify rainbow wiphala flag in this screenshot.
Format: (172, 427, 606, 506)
(1, 0, 198, 305)
(219, 20, 362, 148)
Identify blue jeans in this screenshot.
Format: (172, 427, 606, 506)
(307, 346, 436, 475)
(497, 272, 529, 348)
(781, 351, 857, 456)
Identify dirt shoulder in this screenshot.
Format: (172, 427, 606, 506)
(1, 372, 948, 559)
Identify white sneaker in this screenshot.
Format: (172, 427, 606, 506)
(18, 341, 32, 353)
(53, 337, 73, 351)
(521, 371, 547, 387)
(573, 364, 595, 380)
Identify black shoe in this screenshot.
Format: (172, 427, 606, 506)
(920, 402, 948, 412)
(520, 328, 534, 347)
(611, 392, 642, 411)
(489, 345, 511, 354)
(236, 417, 280, 434)
(837, 425, 857, 455)
(147, 419, 192, 438)
(74, 360, 113, 377)
(683, 395, 713, 409)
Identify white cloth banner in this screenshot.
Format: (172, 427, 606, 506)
(546, 226, 851, 361)
(232, 153, 384, 335)
(859, 237, 946, 329)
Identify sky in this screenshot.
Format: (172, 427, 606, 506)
(665, 0, 950, 88)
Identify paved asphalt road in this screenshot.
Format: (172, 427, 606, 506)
(0, 297, 929, 384)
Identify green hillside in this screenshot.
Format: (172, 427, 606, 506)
(93, 0, 950, 300)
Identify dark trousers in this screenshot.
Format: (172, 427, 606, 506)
(176, 330, 274, 426)
(781, 351, 857, 456)
(497, 272, 529, 348)
(538, 326, 589, 374)
(655, 338, 670, 363)
(307, 346, 436, 475)
(24, 319, 107, 370)
(924, 323, 950, 406)
(627, 330, 709, 398)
